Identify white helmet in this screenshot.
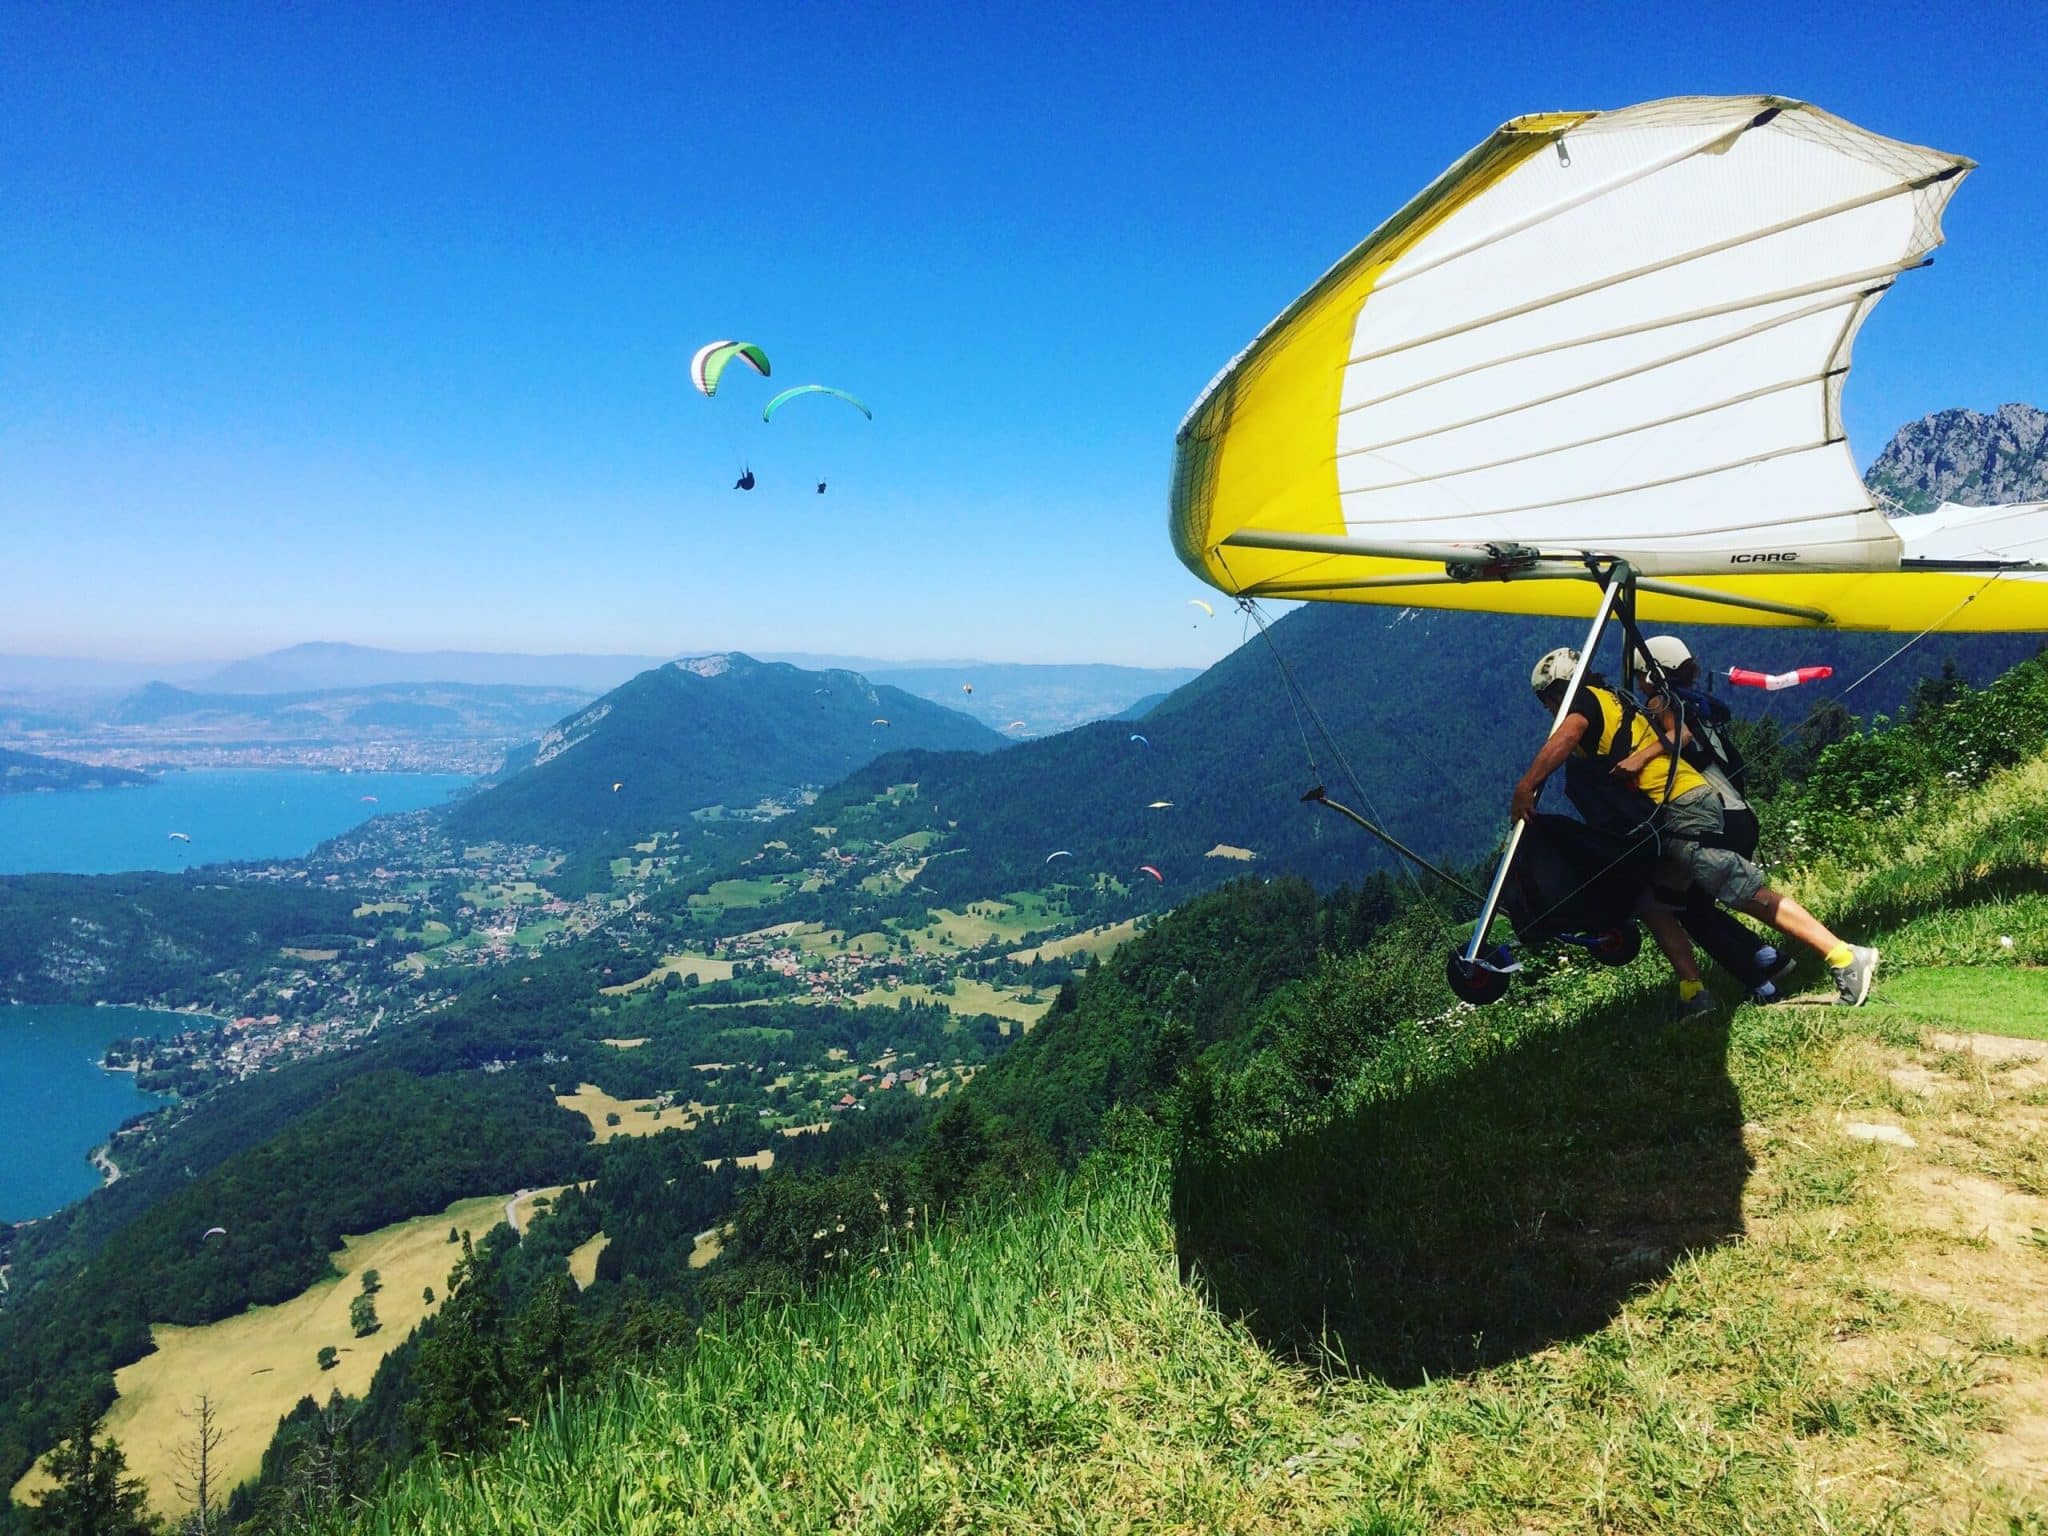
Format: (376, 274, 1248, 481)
(1530, 647, 1581, 693)
(1644, 634, 1694, 671)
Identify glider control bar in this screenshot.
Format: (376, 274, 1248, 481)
(1461, 561, 1630, 966)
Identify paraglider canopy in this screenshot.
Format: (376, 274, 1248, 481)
(1045, 850, 1074, 862)
(1128, 734, 1149, 747)
(1135, 865, 1165, 884)
(202, 1226, 227, 1240)
(691, 340, 771, 397)
(761, 385, 872, 423)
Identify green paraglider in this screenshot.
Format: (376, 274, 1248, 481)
(760, 385, 872, 423)
(691, 340, 771, 397)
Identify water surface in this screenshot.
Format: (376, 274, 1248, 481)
(0, 769, 467, 875)
(1, 1004, 190, 1222)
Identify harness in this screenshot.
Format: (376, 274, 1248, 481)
(1562, 687, 1665, 833)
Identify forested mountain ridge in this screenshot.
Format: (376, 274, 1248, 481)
(446, 654, 1004, 850)
(0, 875, 367, 1006)
(0, 747, 150, 795)
(1866, 401, 2048, 513)
(661, 600, 2047, 933)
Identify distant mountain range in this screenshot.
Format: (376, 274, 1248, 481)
(104, 681, 590, 737)
(197, 642, 665, 694)
(0, 747, 151, 795)
(0, 644, 1194, 737)
(847, 663, 1200, 736)
(446, 654, 1006, 848)
(1867, 402, 2048, 514)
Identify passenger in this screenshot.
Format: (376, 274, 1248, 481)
(1637, 634, 1793, 1003)
(1513, 647, 1879, 1021)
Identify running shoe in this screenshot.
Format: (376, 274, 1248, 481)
(1830, 946, 1881, 1006)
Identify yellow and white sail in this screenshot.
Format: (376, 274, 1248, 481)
(1171, 96, 2046, 632)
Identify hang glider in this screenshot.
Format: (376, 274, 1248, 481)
(1171, 96, 2047, 632)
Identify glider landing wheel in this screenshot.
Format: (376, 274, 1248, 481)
(1588, 923, 1643, 967)
(1446, 948, 1512, 1006)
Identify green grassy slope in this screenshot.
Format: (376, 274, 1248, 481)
(333, 741, 2048, 1533)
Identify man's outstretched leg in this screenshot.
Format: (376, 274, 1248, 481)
(1734, 888, 1880, 1005)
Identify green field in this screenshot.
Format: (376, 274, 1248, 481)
(904, 894, 1061, 953)
(843, 978, 1056, 1028)
(602, 950, 741, 992)
(1008, 917, 1142, 964)
(688, 876, 790, 912)
(1867, 965, 2048, 1040)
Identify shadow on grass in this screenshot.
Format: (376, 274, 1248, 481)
(1172, 1002, 1751, 1386)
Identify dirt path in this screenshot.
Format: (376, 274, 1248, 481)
(1773, 1022, 2048, 1501)
(90, 1146, 121, 1186)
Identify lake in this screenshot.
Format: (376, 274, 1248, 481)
(0, 769, 469, 875)
(0, 1004, 192, 1222)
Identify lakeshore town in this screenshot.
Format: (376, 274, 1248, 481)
(72, 797, 1119, 1201)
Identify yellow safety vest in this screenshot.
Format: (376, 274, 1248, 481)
(1574, 687, 1707, 805)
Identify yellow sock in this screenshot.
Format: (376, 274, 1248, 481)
(1678, 979, 1704, 1002)
(1824, 943, 1853, 969)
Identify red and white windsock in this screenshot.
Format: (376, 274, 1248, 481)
(1726, 666, 1834, 692)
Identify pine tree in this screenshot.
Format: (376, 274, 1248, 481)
(27, 1402, 159, 1536)
(506, 1272, 584, 1408)
(406, 1234, 508, 1455)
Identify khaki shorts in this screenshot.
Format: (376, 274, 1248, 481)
(1655, 786, 1768, 907)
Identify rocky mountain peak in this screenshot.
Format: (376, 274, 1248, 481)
(1865, 402, 2048, 514)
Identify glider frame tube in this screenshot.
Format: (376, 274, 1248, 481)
(1222, 530, 1838, 623)
(1461, 561, 1630, 966)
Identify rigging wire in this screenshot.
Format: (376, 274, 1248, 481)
(1838, 572, 2004, 700)
(1219, 566, 1445, 916)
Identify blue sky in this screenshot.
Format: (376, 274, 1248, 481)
(3, 1, 2043, 667)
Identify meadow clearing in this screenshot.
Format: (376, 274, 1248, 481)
(553, 1083, 701, 1142)
(11, 1194, 510, 1520)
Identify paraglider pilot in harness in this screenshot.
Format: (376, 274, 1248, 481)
(1514, 646, 1880, 1019)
